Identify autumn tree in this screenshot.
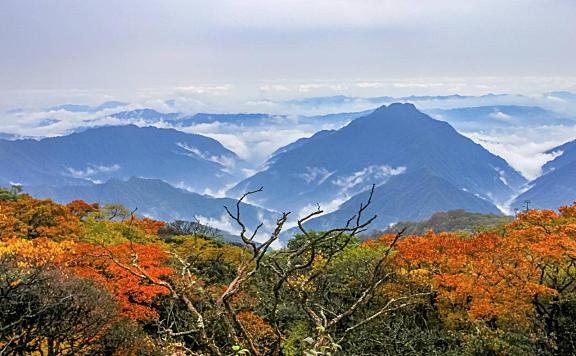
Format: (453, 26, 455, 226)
(66, 199, 100, 220)
(0, 246, 158, 355)
(66, 242, 174, 322)
(105, 186, 426, 355)
(393, 204, 576, 354)
(0, 194, 81, 241)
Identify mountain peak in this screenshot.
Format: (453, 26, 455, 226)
(230, 102, 526, 212)
(374, 102, 418, 114)
(350, 102, 427, 130)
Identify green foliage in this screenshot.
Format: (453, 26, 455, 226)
(281, 321, 313, 355)
(0, 184, 22, 201)
(232, 344, 250, 355)
(378, 209, 513, 237)
(81, 215, 157, 245)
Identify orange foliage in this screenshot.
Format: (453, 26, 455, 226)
(388, 203, 576, 327)
(237, 311, 275, 351)
(127, 216, 166, 235)
(0, 236, 75, 269)
(66, 242, 174, 321)
(0, 194, 81, 241)
(66, 199, 100, 219)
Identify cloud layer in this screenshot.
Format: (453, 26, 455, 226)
(1, 0, 575, 94)
(1, 91, 576, 183)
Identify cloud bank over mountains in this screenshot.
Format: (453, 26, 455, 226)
(2, 91, 576, 181)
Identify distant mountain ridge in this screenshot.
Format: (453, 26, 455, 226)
(512, 138, 576, 210)
(282, 169, 503, 239)
(283, 94, 489, 107)
(426, 105, 574, 130)
(0, 125, 242, 193)
(109, 108, 367, 128)
(48, 101, 128, 113)
(24, 177, 279, 242)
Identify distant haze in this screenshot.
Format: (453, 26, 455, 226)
(1, 0, 576, 108)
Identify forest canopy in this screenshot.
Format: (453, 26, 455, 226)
(1, 187, 576, 355)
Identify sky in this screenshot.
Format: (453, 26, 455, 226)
(1, 0, 576, 108)
(1, 0, 576, 182)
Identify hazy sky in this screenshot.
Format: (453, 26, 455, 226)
(1, 0, 575, 106)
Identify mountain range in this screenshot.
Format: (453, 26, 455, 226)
(48, 101, 128, 113)
(427, 105, 575, 131)
(229, 103, 526, 215)
(513, 139, 576, 210)
(0, 125, 242, 193)
(5, 101, 576, 241)
(281, 169, 504, 239)
(109, 108, 367, 128)
(25, 177, 278, 242)
(282, 94, 502, 109)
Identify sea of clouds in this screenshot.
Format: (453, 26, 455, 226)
(2, 84, 576, 183)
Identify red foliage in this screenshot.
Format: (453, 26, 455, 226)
(66, 200, 100, 219)
(66, 242, 174, 321)
(127, 217, 166, 235)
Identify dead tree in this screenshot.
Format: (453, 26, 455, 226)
(104, 185, 425, 355)
(256, 185, 429, 354)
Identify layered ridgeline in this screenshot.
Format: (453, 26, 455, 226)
(426, 105, 574, 131)
(513, 139, 576, 210)
(0, 125, 242, 193)
(230, 103, 526, 221)
(289, 169, 504, 234)
(109, 108, 370, 127)
(25, 177, 279, 242)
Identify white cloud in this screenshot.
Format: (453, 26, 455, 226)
(176, 142, 236, 172)
(296, 195, 350, 219)
(332, 165, 406, 191)
(463, 127, 575, 180)
(298, 83, 346, 93)
(356, 82, 386, 89)
(393, 82, 451, 89)
(493, 166, 508, 186)
(299, 167, 335, 185)
(260, 84, 291, 93)
(489, 111, 512, 120)
(180, 120, 346, 166)
(175, 85, 232, 96)
(292, 165, 408, 218)
(65, 164, 120, 179)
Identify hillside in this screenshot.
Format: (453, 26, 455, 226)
(230, 103, 525, 213)
(25, 177, 278, 236)
(286, 169, 503, 237)
(381, 209, 513, 236)
(0, 125, 242, 193)
(3, 187, 576, 355)
(512, 139, 576, 210)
